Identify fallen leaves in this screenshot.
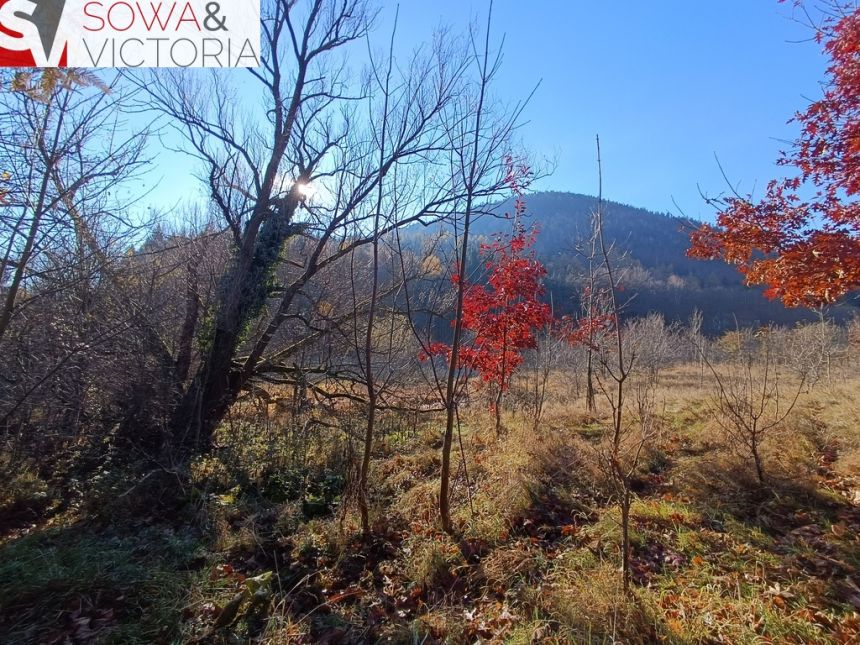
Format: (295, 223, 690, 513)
(45, 606, 118, 645)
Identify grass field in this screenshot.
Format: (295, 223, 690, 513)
(2, 363, 859, 643)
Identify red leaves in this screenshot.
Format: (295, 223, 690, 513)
(689, 2, 860, 307)
(424, 159, 553, 392)
(427, 225, 552, 392)
(418, 342, 450, 362)
(502, 153, 532, 200)
(502, 154, 533, 223)
(558, 313, 615, 351)
(456, 228, 552, 390)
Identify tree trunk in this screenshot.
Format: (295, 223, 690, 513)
(358, 392, 376, 533)
(585, 350, 596, 413)
(175, 250, 202, 386)
(171, 195, 301, 451)
(357, 10, 396, 535)
(621, 487, 631, 593)
(440, 5, 495, 536)
(751, 435, 766, 487)
(494, 385, 503, 436)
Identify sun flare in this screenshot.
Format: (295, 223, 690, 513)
(295, 181, 315, 199)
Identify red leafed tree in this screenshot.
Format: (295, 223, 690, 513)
(688, 1, 860, 306)
(428, 222, 552, 434)
(559, 308, 616, 351)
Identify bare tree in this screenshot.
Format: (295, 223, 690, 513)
(526, 314, 563, 432)
(582, 212, 600, 414)
(0, 70, 147, 342)
(0, 70, 158, 460)
(688, 308, 706, 385)
(624, 313, 680, 385)
(436, 1, 529, 534)
(355, 7, 398, 535)
(590, 136, 653, 593)
(697, 326, 805, 487)
(135, 0, 492, 455)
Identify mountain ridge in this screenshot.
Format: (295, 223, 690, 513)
(467, 191, 859, 332)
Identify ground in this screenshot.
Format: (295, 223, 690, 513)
(2, 364, 860, 644)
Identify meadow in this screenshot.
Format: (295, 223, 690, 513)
(3, 340, 859, 644)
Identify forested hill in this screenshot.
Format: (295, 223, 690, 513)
(468, 191, 859, 332)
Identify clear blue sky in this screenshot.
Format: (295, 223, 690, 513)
(390, 0, 828, 220)
(139, 1, 829, 223)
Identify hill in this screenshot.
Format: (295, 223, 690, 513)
(468, 191, 859, 333)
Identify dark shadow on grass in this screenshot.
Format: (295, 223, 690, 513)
(682, 456, 860, 616)
(0, 520, 206, 644)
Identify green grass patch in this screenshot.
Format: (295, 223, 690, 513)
(0, 524, 204, 644)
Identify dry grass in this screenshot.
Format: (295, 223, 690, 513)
(3, 361, 860, 643)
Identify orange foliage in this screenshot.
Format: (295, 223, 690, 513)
(689, 2, 860, 306)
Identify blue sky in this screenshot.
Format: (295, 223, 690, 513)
(391, 1, 828, 220)
(140, 1, 830, 223)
